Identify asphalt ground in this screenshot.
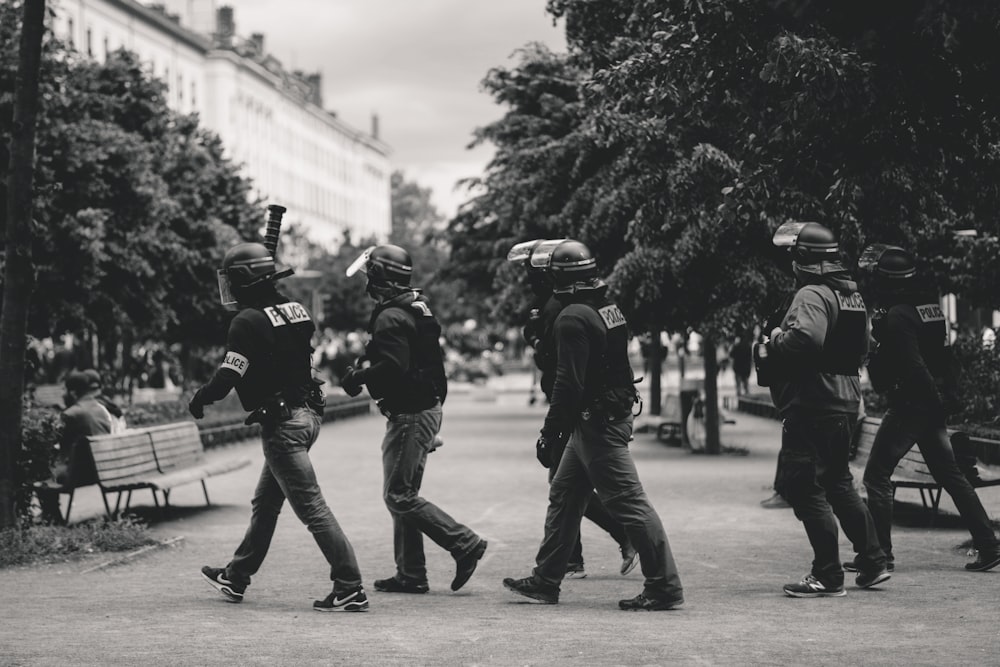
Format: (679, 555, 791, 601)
(2, 378, 998, 666)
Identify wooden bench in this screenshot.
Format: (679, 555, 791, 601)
(851, 417, 1000, 517)
(88, 422, 251, 518)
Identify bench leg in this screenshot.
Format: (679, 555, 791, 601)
(100, 490, 113, 519)
(112, 492, 124, 518)
(201, 480, 211, 506)
(122, 490, 134, 515)
(63, 489, 75, 524)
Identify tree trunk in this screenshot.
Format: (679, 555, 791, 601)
(0, 0, 46, 529)
(647, 329, 662, 416)
(703, 337, 722, 455)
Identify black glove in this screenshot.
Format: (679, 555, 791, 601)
(535, 435, 551, 469)
(188, 398, 204, 420)
(340, 368, 364, 397)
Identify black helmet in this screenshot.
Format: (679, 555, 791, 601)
(858, 243, 917, 288)
(549, 240, 598, 288)
(222, 243, 277, 288)
(772, 222, 840, 265)
(346, 244, 413, 286)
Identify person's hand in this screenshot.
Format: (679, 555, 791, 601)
(188, 399, 204, 420)
(535, 435, 550, 469)
(340, 368, 364, 397)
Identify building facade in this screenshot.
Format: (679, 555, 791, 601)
(50, 0, 392, 246)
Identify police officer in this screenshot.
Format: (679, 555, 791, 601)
(193, 242, 368, 612)
(853, 245, 1000, 572)
(763, 222, 889, 597)
(507, 239, 638, 579)
(341, 244, 488, 595)
(503, 240, 684, 611)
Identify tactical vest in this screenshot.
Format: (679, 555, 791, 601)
(232, 300, 315, 411)
(880, 300, 949, 385)
(579, 297, 636, 417)
(818, 286, 868, 375)
(367, 297, 448, 412)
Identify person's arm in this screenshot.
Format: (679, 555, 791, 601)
(769, 287, 830, 361)
(342, 314, 410, 395)
(541, 310, 591, 438)
(189, 317, 255, 415)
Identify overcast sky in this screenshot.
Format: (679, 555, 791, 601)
(223, 0, 566, 218)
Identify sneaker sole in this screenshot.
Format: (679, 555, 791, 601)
(313, 601, 370, 612)
(856, 572, 891, 589)
(503, 582, 558, 605)
(564, 571, 587, 579)
(844, 562, 895, 574)
(620, 598, 684, 611)
(201, 572, 244, 603)
(783, 588, 846, 598)
(620, 553, 640, 576)
(966, 554, 1000, 572)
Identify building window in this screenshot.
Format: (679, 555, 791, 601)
(66, 18, 74, 48)
(86, 28, 92, 57)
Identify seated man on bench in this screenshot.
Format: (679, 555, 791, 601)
(855, 245, 1000, 573)
(38, 370, 117, 523)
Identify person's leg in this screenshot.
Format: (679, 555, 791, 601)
(818, 414, 886, 573)
(264, 407, 362, 591)
(532, 438, 595, 588)
(381, 405, 480, 560)
(580, 417, 683, 603)
(383, 417, 428, 583)
(916, 422, 1000, 556)
(548, 453, 585, 571)
(583, 494, 631, 550)
(226, 455, 286, 587)
(862, 409, 918, 566)
(778, 415, 843, 588)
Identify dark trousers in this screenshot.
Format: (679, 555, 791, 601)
(227, 407, 363, 591)
(864, 408, 999, 560)
(547, 458, 631, 566)
(381, 403, 480, 583)
(533, 415, 683, 602)
(777, 412, 885, 585)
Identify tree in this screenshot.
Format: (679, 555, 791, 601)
(0, 0, 45, 528)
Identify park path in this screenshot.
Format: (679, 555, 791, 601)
(2, 379, 998, 666)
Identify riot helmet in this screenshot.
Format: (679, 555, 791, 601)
(507, 239, 566, 298)
(346, 244, 413, 300)
(859, 244, 918, 302)
(218, 242, 292, 307)
(549, 240, 599, 290)
(772, 222, 840, 265)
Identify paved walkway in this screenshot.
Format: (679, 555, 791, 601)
(3, 381, 998, 666)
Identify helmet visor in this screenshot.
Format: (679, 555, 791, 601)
(217, 270, 237, 306)
(346, 246, 375, 277)
(528, 239, 568, 270)
(506, 240, 541, 264)
(858, 244, 895, 274)
(772, 222, 809, 248)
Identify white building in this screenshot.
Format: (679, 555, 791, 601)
(50, 0, 392, 247)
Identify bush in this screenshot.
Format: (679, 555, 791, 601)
(0, 517, 155, 568)
(16, 402, 63, 521)
(951, 334, 1000, 427)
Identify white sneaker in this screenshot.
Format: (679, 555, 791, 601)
(565, 564, 587, 579)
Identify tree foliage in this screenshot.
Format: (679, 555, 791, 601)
(452, 0, 1000, 340)
(1, 15, 263, 353)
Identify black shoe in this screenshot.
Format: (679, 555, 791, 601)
(619, 544, 639, 576)
(618, 593, 684, 611)
(313, 586, 370, 612)
(760, 493, 792, 509)
(503, 576, 559, 604)
(782, 573, 846, 598)
(201, 566, 246, 603)
(843, 559, 894, 573)
(965, 550, 1000, 572)
(855, 568, 891, 589)
(373, 575, 429, 594)
(451, 539, 488, 591)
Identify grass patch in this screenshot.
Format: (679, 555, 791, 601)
(0, 517, 156, 568)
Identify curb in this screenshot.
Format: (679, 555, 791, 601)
(81, 535, 186, 574)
